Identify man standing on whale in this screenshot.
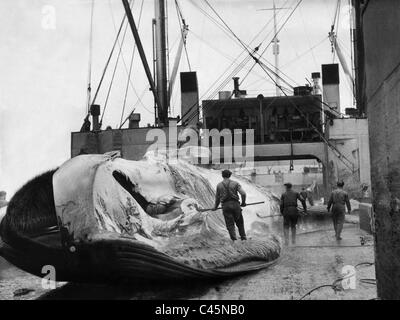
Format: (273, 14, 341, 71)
(213, 170, 247, 241)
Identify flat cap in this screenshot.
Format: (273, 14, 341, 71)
(222, 169, 232, 178)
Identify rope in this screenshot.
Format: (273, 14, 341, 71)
(183, 1, 283, 124)
(182, 55, 254, 125)
(175, 0, 191, 71)
(254, 59, 357, 172)
(90, 7, 128, 111)
(298, 261, 375, 300)
(181, 0, 345, 131)
(86, 0, 95, 114)
(281, 36, 328, 68)
(203, 0, 254, 54)
(119, 0, 145, 128)
(100, 16, 131, 127)
(120, 42, 135, 128)
(108, 0, 151, 115)
(179, 52, 253, 124)
(166, 0, 171, 115)
(241, 0, 346, 118)
(179, 0, 290, 125)
(187, 0, 245, 51)
(239, 0, 304, 88)
(119, 87, 149, 129)
(182, 0, 304, 126)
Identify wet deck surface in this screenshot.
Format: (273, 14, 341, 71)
(0, 212, 376, 300)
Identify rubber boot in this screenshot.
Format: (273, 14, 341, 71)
(333, 217, 338, 239)
(284, 228, 289, 246)
(336, 216, 344, 241)
(291, 227, 296, 245)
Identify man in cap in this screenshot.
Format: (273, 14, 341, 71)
(280, 183, 307, 245)
(327, 181, 351, 240)
(213, 169, 247, 241)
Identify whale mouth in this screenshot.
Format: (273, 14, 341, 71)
(112, 170, 136, 198)
(0, 152, 281, 283)
(112, 170, 149, 214)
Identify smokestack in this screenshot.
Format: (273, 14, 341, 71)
(232, 77, 247, 98)
(180, 72, 199, 126)
(233, 77, 240, 97)
(90, 104, 101, 131)
(322, 64, 340, 112)
(311, 72, 321, 95)
(129, 113, 141, 129)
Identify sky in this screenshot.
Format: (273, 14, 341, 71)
(0, 0, 353, 196)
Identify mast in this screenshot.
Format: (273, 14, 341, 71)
(122, 0, 162, 117)
(351, 0, 365, 116)
(154, 0, 169, 126)
(258, 2, 290, 97)
(272, 0, 280, 97)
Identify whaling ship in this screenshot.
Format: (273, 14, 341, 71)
(71, 0, 369, 200)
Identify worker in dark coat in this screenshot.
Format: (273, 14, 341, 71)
(280, 183, 307, 245)
(327, 181, 352, 241)
(213, 170, 247, 241)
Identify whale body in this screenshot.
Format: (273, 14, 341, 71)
(0, 152, 281, 283)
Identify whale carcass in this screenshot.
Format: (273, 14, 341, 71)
(0, 152, 281, 283)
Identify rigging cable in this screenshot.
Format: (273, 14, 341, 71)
(100, 21, 129, 127)
(90, 8, 127, 111)
(189, 29, 283, 90)
(181, 55, 254, 124)
(188, 0, 295, 90)
(119, 0, 145, 128)
(256, 58, 357, 172)
(175, 0, 192, 71)
(166, 0, 171, 115)
(179, 0, 288, 124)
(119, 87, 148, 129)
(183, 0, 302, 125)
(348, 0, 355, 105)
(203, 0, 255, 54)
(199, 0, 300, 114)
(100, 1, 135, 127)
(86, 0, 95, 114)
(281, 36, 328, 68)
(330, 0, 342, 62)
(299, 4, 319, 69)
(193, 0, 351, 167)
(239, 0, 304, 90)
(187, 0, 244, 50)
(184, 0, 351, 169)
(249, 4, 346, 118)
(108, 0, 150, 113)
(182, 0, 304, 126)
